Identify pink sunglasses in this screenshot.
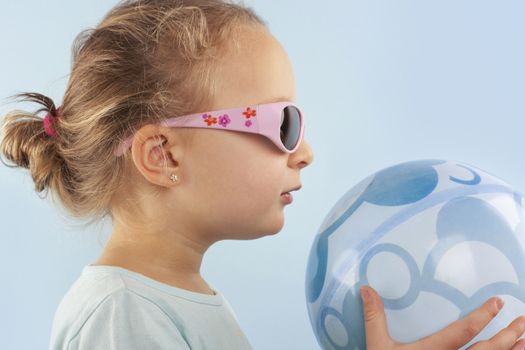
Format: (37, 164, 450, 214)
(113, 101, 305, 157)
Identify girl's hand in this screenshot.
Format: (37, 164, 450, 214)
(360, 285, 525, 350)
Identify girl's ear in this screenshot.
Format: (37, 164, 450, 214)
(130, 124, 182, 188)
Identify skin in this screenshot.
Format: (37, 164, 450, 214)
(93, 26, 525, 349)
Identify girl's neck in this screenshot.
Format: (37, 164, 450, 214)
(92, 228, 213, 295)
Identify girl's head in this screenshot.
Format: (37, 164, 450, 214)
(1, 0, 313, 244)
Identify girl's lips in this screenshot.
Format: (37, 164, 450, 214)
(281, 192, 293, 204)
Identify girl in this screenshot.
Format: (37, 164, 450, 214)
(1, 0, 523, 349)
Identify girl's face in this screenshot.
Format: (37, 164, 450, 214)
(163, 26, 314, 243)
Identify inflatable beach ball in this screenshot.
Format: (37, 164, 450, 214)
(305, 159, 525, 350)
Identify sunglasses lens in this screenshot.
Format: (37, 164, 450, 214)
(280, 106, 301, 151)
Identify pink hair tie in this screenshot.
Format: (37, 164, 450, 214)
(43, 107, 60, 137)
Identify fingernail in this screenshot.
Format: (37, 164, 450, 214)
(495, 297, 504, 311)
(519, 317, 525, 330)
(360, 286, 372, 303)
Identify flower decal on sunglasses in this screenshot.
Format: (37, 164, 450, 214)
(242, 107, 256, 119)
(202, 113, 217, 126)
(243, 106, 256, 128)
(218, 114, 231, 127)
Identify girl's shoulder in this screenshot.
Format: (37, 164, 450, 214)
(49, 264, 253, 350)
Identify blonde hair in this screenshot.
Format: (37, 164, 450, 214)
(0, 0, 267, 228)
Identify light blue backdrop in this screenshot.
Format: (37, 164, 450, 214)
(1, 1, 524, 349)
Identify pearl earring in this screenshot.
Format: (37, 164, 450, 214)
(169, 174, 178, 182)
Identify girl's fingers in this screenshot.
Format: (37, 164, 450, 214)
(416, 296, 504, 349)
(360, 285, 394, 349)
(467, 315, 525, 350)
(359, 288, 525, 350)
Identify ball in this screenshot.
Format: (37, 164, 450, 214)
(305, 159, 525, 350)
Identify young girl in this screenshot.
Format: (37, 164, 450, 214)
(1, 1, 523, 349)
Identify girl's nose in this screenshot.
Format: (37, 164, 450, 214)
(290, 138, 314, 169)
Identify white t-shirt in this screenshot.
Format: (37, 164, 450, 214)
(49, 264, 253, 350)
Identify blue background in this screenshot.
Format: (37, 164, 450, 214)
(1, 1, 523, 349)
